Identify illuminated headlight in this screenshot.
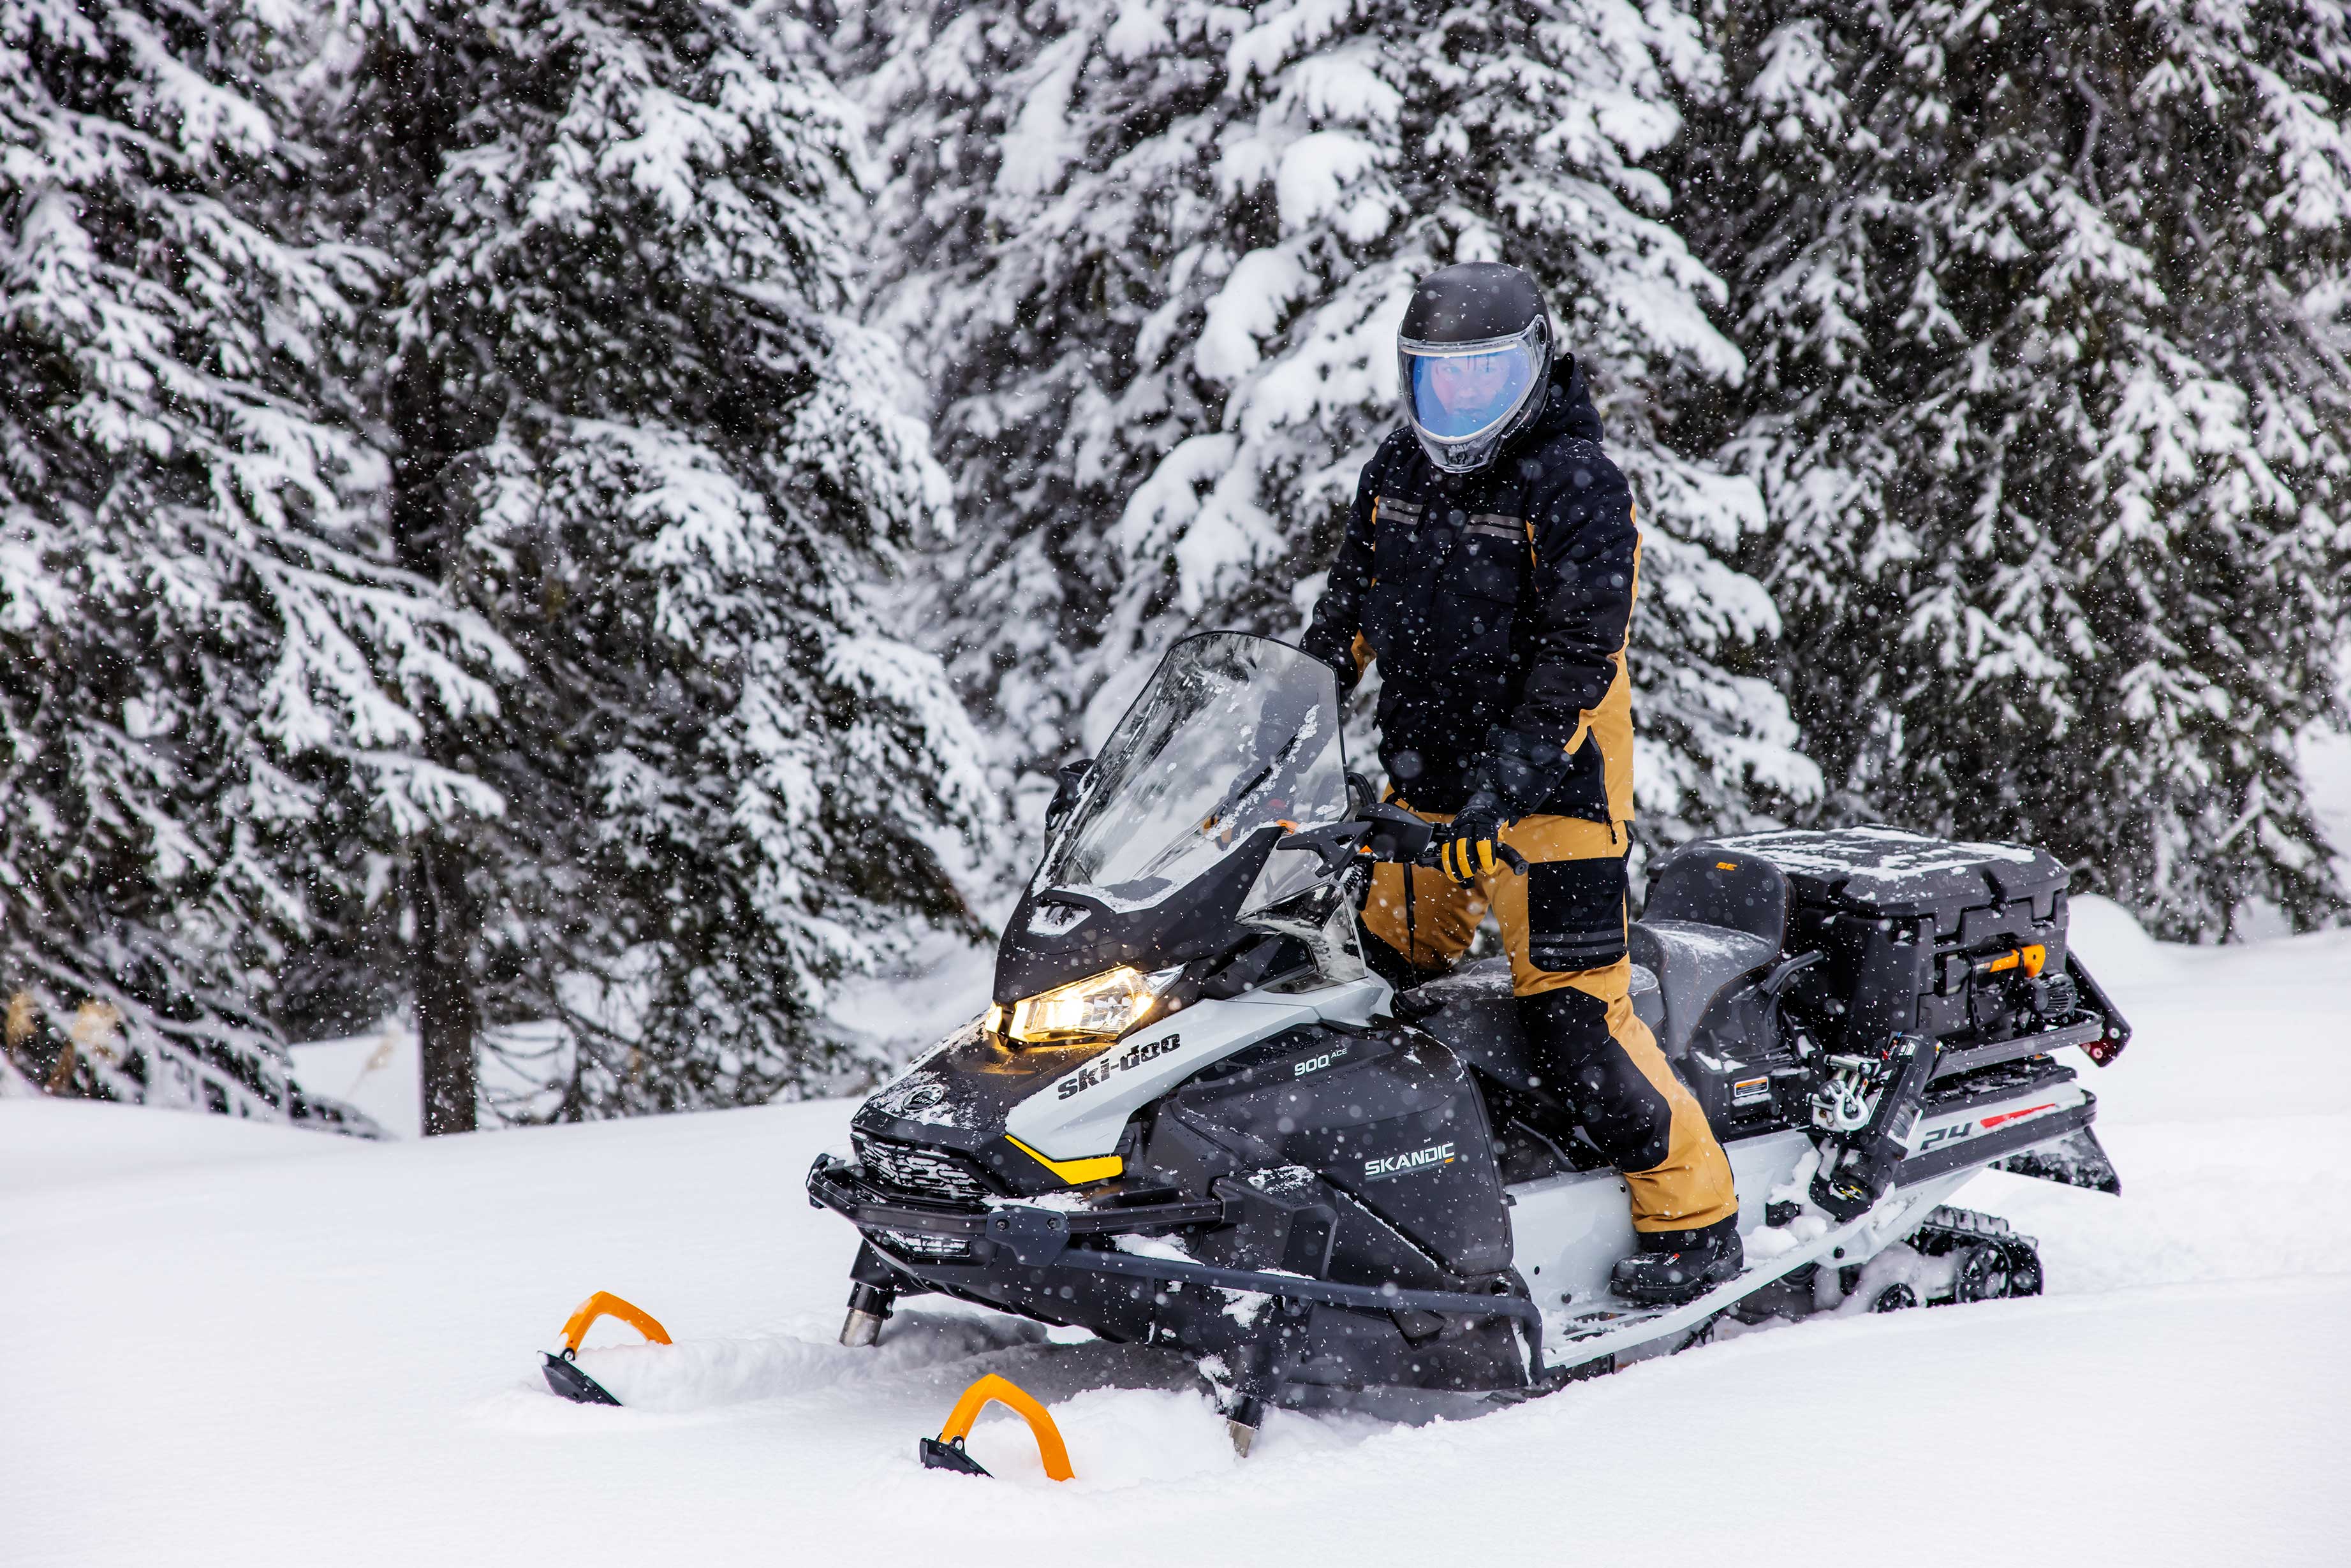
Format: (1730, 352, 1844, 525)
(996, 965, 1180, 1046)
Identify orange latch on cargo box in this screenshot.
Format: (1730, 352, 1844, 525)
(1983, 944, 2047, 978)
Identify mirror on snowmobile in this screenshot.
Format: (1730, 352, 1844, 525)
(1044, 758, 1094, 833)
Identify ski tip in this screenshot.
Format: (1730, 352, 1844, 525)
(540, 1350, 624, 1406)
(919, 1436, 992, 1477)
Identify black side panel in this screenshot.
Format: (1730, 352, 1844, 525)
(1191, 1168, 1457, 1293)
(1845, 916, 1935, 1046)
(1162, 1026, 1514, 1279)
(1674, 979, 1807, 1141)
(1410, 960, 1542, 1097)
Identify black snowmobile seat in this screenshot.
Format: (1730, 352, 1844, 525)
(1642, 843, 1793, 948)
(1403, 956, 1664, 1100)
(1629, 844, 1788, 1060)
(1626, 920, 1778, 1062)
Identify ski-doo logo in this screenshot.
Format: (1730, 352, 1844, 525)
(1362, 1142, 1456, 1182)
(1056, 1035, 1183, 1100)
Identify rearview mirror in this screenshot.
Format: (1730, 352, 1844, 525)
(1045, 758, 1094, 832)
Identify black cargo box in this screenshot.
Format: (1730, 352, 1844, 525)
(1650, 826, 2072, 1052)
(1709, 826, 2067, 938)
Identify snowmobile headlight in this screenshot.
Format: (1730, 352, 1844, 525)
(1005, 965, 1178, 1046)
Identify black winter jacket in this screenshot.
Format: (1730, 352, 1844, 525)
(1301, 356, 1640, 823)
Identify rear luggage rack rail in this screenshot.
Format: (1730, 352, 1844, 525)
(1928, 1016, 2104, 1080)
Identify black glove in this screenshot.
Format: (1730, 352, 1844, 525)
(1434, 728, 1574, 886)
(1434, 802, 1508, 885)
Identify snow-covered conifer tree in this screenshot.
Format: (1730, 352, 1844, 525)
(1676, 0, 2351, 934)
(363, 0, 996, 1115)
(0, 0, 506, 1125)
(846, 0, 1819, 847)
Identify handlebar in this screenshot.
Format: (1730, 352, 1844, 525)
(1277, 812, 1530, 876)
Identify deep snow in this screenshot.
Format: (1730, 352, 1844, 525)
(8, 898, 2349, 1567)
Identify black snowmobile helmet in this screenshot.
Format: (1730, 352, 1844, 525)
(1397, 262, 1555, 474)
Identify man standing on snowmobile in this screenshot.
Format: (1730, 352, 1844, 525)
(1301, 261, 1742, 1306)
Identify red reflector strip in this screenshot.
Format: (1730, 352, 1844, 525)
(1980, 1102, 2058, 1131)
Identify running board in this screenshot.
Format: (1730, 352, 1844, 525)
(1540, 1182, 1953, 1375)
(1540, 1099, 2098, 1375)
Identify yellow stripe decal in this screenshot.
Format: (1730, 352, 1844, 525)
(1005, 1134, 1123, 1186)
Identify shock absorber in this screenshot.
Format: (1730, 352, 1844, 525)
(839, 1281, 895, 1347)
(839, 1242, 902, 1347)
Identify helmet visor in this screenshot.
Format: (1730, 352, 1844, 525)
(1401, 333, 1540, 443)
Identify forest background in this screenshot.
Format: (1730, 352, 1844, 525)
(4, 0, 2348, 1134)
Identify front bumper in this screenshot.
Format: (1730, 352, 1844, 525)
(806, 1154, 1227, 1260)
(805, 1154, 1544, 1369)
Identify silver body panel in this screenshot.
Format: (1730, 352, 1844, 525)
(1003, 975, 1391, 1161)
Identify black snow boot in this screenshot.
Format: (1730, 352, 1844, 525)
(1611, 1215, 1744, 1306)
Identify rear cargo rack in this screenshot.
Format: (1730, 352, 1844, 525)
(1929, 1016, 2104, 1080)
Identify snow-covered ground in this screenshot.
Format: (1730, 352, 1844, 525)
(9, 898, 2349, 1567)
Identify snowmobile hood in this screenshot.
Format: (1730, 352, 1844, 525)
(851, 1015, 1088, 1161)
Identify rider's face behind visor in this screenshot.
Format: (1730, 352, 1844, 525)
(1399, 322, 1544, 471)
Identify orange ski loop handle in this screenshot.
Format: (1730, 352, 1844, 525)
(556, 1292, 672, 1355)
(936, 1374, 1075, 1481)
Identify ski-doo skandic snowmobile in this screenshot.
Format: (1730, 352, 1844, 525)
(808, 633, 2130, 1445)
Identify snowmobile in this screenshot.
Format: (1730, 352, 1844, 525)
(807, 632, 2131, 1451)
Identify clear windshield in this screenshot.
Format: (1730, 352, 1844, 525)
(1040, 634, 1350, 915)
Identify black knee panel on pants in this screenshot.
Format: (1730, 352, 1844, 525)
(1524, 854, 1629, 974)
(1517, 987, 1673, 1173)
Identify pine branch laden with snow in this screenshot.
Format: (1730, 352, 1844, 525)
(1675, 0, 2351, 936)
(378, 0, 998, 1114)
(0, 0, 499, 1125)
(848, 0, 1820, 858)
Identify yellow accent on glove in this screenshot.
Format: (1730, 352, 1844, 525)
(1440, 832, 1499, 886)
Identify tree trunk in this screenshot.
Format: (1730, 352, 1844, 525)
(413, 838, 478, 1136)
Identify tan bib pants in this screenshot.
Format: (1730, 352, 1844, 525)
(1362, 808, 1739, 1235)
